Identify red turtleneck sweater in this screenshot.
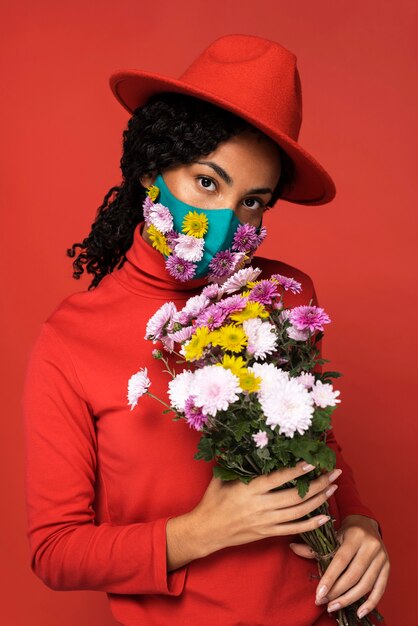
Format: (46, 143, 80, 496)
(22, 223, 382, 626)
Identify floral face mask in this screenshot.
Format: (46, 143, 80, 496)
(142, 172, 267, 282)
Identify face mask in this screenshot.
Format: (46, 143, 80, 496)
(142, 172, 267, 282)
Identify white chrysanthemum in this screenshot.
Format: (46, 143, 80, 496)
(174, 234, 205, 262)
(127, 368, 151, 410)
(192, 365, 241, 417)
(286, 325, 310, 341)
(168, 370, 196, 411)
(145, 302, 177, 341)
(148, 202, 173, 233)
(297, 371, 316, 389)
(310, 380, 341, 408)
(278, 309, 291, 323)
(243, 318, 277, 360)
(222, 266, 263, 294)
(260, 377, 315, 437)
(250, 362, 289, 400)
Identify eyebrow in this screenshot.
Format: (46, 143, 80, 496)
(195, 160, 273, 195)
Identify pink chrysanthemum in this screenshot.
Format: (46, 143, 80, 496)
(297, 371, 316, 389)
(286, 325, 310, 341)
(127, 368, 151, 410)
(271, 273, 302, 294)
(195, 304, 227, 330)
(145, 301, 177, 341)
(252, 430, 269, 449)
(148, 202, 173, 234)
(168, 370, 195, 411)
(192, 365, 241, 417)
(178, 294, 210, 320)
(232, 223, 260, 253)
(184, 397, 209, 431)
(310, 380, 341, 408)
(174, 233, 205, 262)
(167, 325, 195, 343)
(289, 305, 331, 333)
(202, 283, 224, 300)
(165, 229, 180, 249)
(256, 226, 267, 246)
(219, 294, 248, 316)
(142, 195, 154, 221)
(222, 266, 262, 294)
(208, 250, 237, 278)
(165, 254, 197, 282)
(249, 280, 279, 305)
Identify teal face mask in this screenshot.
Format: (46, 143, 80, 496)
(143, 172, 266, 281)
(154, 173, 242, 278)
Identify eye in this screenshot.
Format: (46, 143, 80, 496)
(243, 198, 265, 211)
(196, 176, 216, 191)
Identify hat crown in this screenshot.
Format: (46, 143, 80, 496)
(179, 34, 302, 140)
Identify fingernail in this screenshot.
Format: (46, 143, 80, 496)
(358, 608, 368, 619)
(318, 516, 330, 526)
(315, 595, 329, 605)
(328, 469, 342, 482)
(325, 484, 339, 497)
(328, 602, 341, 612)
(302, 463, 316, 471)
(289, 543, 295, 548)
(316, 584, 328, 600)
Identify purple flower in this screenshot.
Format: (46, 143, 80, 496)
(184, 396, 208, 431)
(249, 280, 279, 305)
(165, 254, 197, 282)
(165, 229, 180, 249)
(219, 294, 248, 316)
(288, 305, 331, 333)
(271, 273, 302, 294)
(195, 304, 227, 330)
(208, 250, 237, 278)
(142, 195, 154, 221)
(232, 223, 260, 253)
(256, 226, 267, 246)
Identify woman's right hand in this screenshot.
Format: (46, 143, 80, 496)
(189, 461, 342, 558)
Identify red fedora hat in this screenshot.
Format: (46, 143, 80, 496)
(109, 34, 336, 206)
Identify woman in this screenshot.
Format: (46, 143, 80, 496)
(22, 34, 390, 625)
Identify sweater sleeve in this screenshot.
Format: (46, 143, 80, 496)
(22, 321, 188, 594)
(310, 283, 384, 539)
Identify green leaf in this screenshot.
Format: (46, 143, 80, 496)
(213, 465, 241, 481)
(194, 437, 215, 462)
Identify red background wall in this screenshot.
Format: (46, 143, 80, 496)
(2, 1, 417, 624)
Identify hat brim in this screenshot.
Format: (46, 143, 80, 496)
(109, 70, 336, 206)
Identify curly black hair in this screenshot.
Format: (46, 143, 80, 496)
(66, 92, 295, 290)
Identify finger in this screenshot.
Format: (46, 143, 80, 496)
(325, 552, 387, 613)
(264, 469, 342, 509)
(355, 560, 390, 620)
(315, 544, 356, 603)
(268, 482, 338, 525)
(254, 460, 319, 494)
(289, 542, 316, 559)
(318, 544, 375, 602)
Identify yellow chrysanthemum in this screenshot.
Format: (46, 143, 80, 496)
(230, 301, 269, 322)
(238, 370, 261, 393)
(241, 289, 251, 298)
(216, 354, 248, 377)
(211, 324, 247, 353)
(184, 326, 211, 361)
(146, 184, 160, 201)
(182, 211, 208, 238)
(147, 224, 171, 256)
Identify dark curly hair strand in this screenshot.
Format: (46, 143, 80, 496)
(66, 92, 295, 291)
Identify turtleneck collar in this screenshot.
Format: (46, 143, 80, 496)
(110, 222, 209, 300)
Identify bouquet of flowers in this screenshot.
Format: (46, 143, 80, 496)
(127, 266, 384, 626)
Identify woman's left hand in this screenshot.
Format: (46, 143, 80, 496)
(289, 514, 390, 620)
